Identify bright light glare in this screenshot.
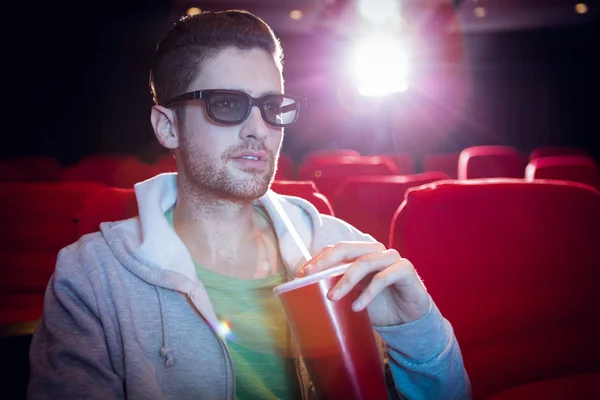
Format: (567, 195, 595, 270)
(187, 7, 202, 16)
(349, 35, 410, 96)
(358, 0, 400, 24)
(289, 10, 303, 20)
(575, 3, 588, 14)
(216, 320, 231, 338)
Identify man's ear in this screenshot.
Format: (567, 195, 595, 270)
(151, 105, 179, 149)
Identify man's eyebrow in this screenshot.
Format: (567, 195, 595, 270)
(224, 87, 284, 97)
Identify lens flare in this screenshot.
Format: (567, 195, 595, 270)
(348, 35, 410, 96)
(216, 320, 231, 338)
(357, 0, 401, 24)
(575, 3, 588, 14)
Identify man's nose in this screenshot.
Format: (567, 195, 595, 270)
(240, 106, 269, 141)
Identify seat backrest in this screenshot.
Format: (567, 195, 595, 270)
(276, 153, 295, 180)
(297, 156, 399, 201)
(271, 180, 334, 216)
(0, 181, 108, 223)
(383, 154, 415, 175)
(302, 149, 361, 165)
(390, 179, 600, 399)
(423, 152, 460, 179)
(0, 181, 108, 291)
(4, 155, 63, 182)
(74, 187, 139, 238)
(333, 172, 450, 246)
(155, 153, 178, 173)
(111, 158, 160, 189)
(458, 145, 528, 179)
(529, 146, 590, 161)
(525, 155, 600, 189)
(0, 162, 25, 182)
(62, 154, 141, 186)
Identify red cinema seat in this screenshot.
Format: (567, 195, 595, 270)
(271, 180, 334, 216)
(155, 153, 178, 174)
(458, 146, 528, 179)
(333, 172, 450, 246)
(485, 373, 600, 400)
(525, 155, 600, 190)
(110, 158, 160, 189)
(297, 156, 399, 201)
(529, 146, 590, 161)
(390, 179, 600, 399)
(275, 153, 295, 180)
(62, 154, 141, 186)
(302, 149, 361, 165)
(384, 154, 415, 175)
(0, 181, 107, 292)
(0, 162, 25, 182)
(4, 155, 62, 182)
(423, 152, 460, 179)
(0, 291, 46, 327)
(74, 187, 139, 238)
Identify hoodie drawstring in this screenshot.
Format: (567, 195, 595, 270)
(156, 286, 175, 367)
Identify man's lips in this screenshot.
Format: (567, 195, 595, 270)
(231, 152, 268, 162)
(230, 151, 270, 169)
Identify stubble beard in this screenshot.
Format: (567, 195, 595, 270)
(179, 136, 279, 201)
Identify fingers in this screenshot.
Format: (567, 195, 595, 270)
(328, 248, 402, 304)
(299, 241, 387, 276)
(351, 258, 416, 311)
(296, 242, 416, 313)
(295, 245, 334, 277)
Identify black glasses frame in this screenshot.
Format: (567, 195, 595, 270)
(164, 89, 307, 128)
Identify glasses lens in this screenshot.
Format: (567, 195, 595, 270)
(262, 95, 300, 126)
(208, 92, 250, 123)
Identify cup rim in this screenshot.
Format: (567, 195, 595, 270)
(273, 263, 352, 295)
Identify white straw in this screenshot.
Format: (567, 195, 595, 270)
(266, 191, 312, 262)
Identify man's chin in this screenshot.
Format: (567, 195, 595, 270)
(231, 175, 273, 199)
(233, 167, 274, 182)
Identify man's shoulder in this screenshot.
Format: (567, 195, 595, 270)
(55, 230, 117, 278)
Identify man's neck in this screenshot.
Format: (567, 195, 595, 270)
(173, 188, 258, 248)
(171, 186, 280, 279)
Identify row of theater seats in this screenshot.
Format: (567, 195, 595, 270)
(2, 145, 596, 189)
(0, 153, 175, 187)
(2, 175, 600, 398)
(278, 144, 595, 179)
(8, 165, 596, 308)
(285, 146, 599, 209)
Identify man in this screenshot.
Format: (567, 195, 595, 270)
(28, 9, 471, 399)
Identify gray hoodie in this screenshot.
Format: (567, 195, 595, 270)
(27, 173, 471, 399)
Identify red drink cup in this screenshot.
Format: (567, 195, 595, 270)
(273, 264, 389, 400)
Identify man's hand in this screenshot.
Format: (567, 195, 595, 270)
(297, 241, 430, 327)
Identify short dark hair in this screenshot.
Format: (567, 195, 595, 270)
(149, 9, 284, 106)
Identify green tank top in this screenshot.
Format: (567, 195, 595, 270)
(165, 207, 300, 399)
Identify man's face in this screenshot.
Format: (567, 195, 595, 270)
(176, 47, 284, 200)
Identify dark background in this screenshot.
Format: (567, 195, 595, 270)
(5, 0, 599, 168)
